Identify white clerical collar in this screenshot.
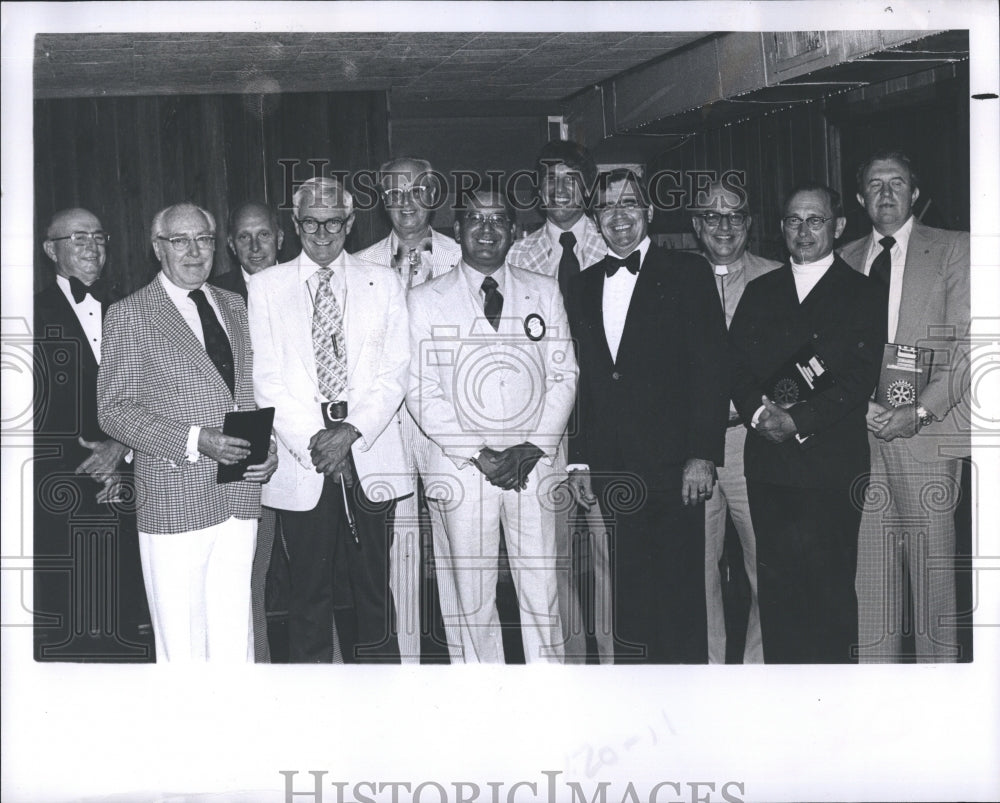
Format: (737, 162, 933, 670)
(790, 251, 835, 272)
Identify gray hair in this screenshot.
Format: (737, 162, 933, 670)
(151, 202, 216, 243)
(292, 176, 354, 217)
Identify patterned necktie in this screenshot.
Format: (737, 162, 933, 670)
(481, 275, 503, 331)
(605, 250, 640, 276)
(870, 235, 896, 287)
(557, 230, 580, 300)
(312, 267, 348, 400)
(188, 288, 235, 396)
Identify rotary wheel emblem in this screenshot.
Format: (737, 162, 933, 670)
(886, 378, 916, 407)
(773, 378, 800, 405)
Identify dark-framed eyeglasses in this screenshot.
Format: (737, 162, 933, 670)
(49, 231, 109, 246)
(295, 216, 348, 235)
(157, 234, 216, 253)
(383, 185, 435, 207)
(463, 212, 511, 228)
(696, 211, 748, 228)
(781, 216, 834, 232)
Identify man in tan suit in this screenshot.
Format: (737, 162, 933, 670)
(839, 150, 970, 663)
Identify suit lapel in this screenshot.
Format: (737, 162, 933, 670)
(614, 249, 662, 366)
(43, 286, 100, 373)
(897, 222, 935, 342)
(344, 261, 372, 384)
(211, 286, 245, 395)
(582, 258, 615, 368)
(149, 277, 233, 397)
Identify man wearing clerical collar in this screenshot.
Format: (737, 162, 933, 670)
(728, 183, 885, 663)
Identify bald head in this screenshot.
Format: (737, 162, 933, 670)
(43, 208, 107, 285)
(227, 201, 283, 274)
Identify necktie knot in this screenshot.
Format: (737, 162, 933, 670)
(879, 236, 896, 251)
(70, 275, 107, 304)
(559, 231, 577, 248)
(605, 251, 640, 277)
(481, 276, 498, 293)
(870, 235, 895, 287)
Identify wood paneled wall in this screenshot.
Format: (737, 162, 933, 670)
(34, 90, 390, 298)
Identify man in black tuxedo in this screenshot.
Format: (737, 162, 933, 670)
(564, 169, 729, 663)
(33, 207, 150, 661)
(728, 183, 886, 663)
(211, 200, 286, 662)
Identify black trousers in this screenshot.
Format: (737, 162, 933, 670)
(747, 479, 863, 664)
(279, 476, 399, 663)
(596, 477, 708, 664)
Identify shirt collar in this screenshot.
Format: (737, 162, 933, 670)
(460, 260, 507, 295)
(710, 251, 747, 277)
(299, 249, 348, 284)
(870, 214, 914, 251)
(159, 270, 208, 303)
(389, 229, 434, 255)
(240, 267, 254, 285)
(544, 215, 590, 252)
(790, 251, 836, 271)
(607, 236, 651, 269)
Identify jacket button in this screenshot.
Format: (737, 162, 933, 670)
(612, 371, 621, 380)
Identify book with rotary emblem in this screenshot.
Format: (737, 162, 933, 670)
(762, 342, 836, 406)
(876, 343, 932, 410)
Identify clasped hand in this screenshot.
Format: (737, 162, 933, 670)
(868, 400, 919, 441)
(753, 395, 798, 443)
(309, 422, 360, 483)
(474, 443, 545, 491)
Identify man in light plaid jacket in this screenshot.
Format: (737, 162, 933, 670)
(98, 202, 277, 662)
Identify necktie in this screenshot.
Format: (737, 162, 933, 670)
(312, 267, 348, 400)
(188, 288, 235, 396)
(870, 235, 896, 287)
(70, 275, 107, 304)
(557, 230, 580, 299)
(481, 275, 503, 331)
(605, 250, 640, 277)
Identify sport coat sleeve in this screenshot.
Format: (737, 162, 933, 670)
(247, 274, 317, 468)
(343, 271, 410, 450)
(918, 230, 970, 420)
(97, 301, 191, 464)
(682, 262, 729, 464)
(406, 286, 485, 465)
(525, 281, 578, 458)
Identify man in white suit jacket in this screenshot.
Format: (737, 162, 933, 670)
(839, 151, 970, 663)
(355, 156, 461, 662)
(249, 177, 411, 663)
(407, 189, 578, 663)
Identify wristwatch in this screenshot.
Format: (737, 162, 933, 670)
(915, 405, 935, 429)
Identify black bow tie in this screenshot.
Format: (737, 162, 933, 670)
(69, 276, 107, 304)
(605, 251, 640, 277)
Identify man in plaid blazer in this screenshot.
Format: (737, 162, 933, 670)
(355, 157, 460, 662)
(98, 202, 277, 662)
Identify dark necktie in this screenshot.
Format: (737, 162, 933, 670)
(481, 275, 503, 331)
(557, 230, 580, 299)
(188, 288, 235, 396)
(870, 235, 896, 287)
(605, 250, 640, 277)
(70, 275, 107, 304)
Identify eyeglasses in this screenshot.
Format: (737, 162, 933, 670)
(464, 212, 510, 228)
(295, 216, 348, 235)
(781, 216, 834, 232)
(49, 231, 109, 246)
(696, 212, 748, 228)
(383, 186, 435, 206)
(157, 234, 216, 253)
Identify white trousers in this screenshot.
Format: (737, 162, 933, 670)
(138, 517, 256, 662)
(428, 463, 564, 664)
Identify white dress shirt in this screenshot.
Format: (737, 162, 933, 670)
(55, 274, 102, 362)
(860, 214, 913, 341)
(159, 272, 232, 461)
(460, 260, 507, 310)
(603, 237, 651, 362)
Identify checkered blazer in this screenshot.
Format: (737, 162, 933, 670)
(97, 274, 261, 533)
(506, 215, 607, 277)
(354, 229, 462, 289)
